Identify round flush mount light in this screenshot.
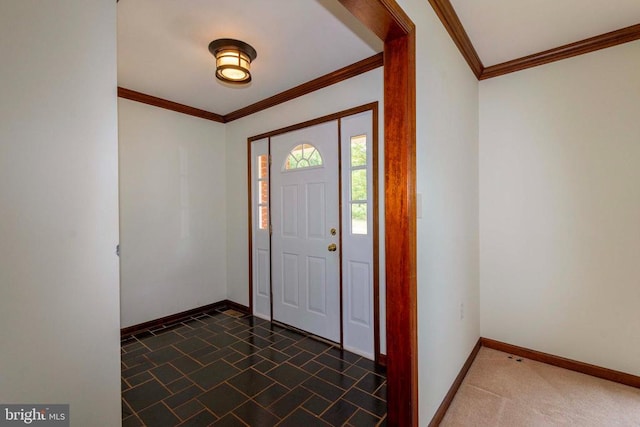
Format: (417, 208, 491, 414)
(208, 38, 257, 84)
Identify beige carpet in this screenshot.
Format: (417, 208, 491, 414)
(441, 347, 640, 426)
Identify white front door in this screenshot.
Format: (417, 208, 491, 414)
(270, 121, 340, 342)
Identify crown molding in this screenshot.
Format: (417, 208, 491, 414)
(117, 53, 383, 123)
(428, 0, 483, 78)
(480, 23, 640, 79)
(223, 53, 383, 122)
(427, 0, 640, 81)
(119, 5, 640, 118)
(119, 1, 640, 116)
(117, 87, 225, 123)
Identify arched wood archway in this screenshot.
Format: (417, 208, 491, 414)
(338, 1, 417, 425)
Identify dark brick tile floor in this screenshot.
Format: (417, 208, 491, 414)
(121, 308, 387, 426)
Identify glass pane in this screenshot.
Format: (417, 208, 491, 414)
(308, 149, 322, 166)
(284, 143, 323, 170)
(285, 154, 295, 169)
(258, 155, 268, 179)
(351, 135, 367, 167)
(259, 205, 268, 230)
(259, 180, 268, 204)
(351, 203, 367, 235)
(351, 169, 367, 201)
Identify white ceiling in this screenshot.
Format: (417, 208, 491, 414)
(117, 0, 382, 115)
(118, 0, 640, 112)
(450, 0, 640, 67)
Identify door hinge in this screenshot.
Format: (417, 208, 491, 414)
(268, 155, 272, 165)
(269, 223, 273, 236)
(116, 244, 120, 257)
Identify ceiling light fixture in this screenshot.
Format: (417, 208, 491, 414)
(208, 38, 257, 84)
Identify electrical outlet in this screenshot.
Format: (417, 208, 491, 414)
(460, 302, 464, 320)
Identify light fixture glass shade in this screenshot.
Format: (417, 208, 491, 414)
(208, 39, 257, 84)
(216, 49, 251, 82)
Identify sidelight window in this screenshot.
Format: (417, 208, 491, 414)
(349, 135, 368, 235)
(257, 154, 268, 230)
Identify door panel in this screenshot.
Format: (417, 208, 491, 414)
(251, 139, 271, 320)
(281, 185, 298, 237)
(256, 249, 270, 298)
(340, 111, 375, 358)
(306, 183, 326, 239)
(348, 260, 371, 327)
(271, 120, 340, 342)
(282, 253, 299, 307)
(307, 256, 327, 314)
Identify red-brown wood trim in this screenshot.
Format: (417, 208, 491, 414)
(428, 338, 482, 426)
(481, 23, 640, 80)
(371, 103, 383, 367)
(223, 300, 251, 315)
(338, 118, 345, 349)
(481, 338, 640, 389)
(382, 30, 418, 427)
(118, 55, 381, 124)
(246, 103, 380, 352)
(338, 0, 418, 424)
(120, 300, 247, 338)
(224, 53, 383, 123)
(268, 138, 273, 323)
(425, 3, 640, 80)
(247, 139, 254, 316)
(249, 103, 379, 142)
(378, 353, 387, 367)
(427, 0, 484, 79)
(117, 87, 225, 123)
(339, 0, 412, 41)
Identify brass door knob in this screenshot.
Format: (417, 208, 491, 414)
(328, 243, 337, 252)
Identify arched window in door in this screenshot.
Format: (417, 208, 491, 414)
(283, 143, 323, 170)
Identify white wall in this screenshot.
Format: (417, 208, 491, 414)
(397, 0, 481, 423)
(225, 69, 386, 350)
(0, 1, 121, 425)
(119, 99, 228, 328)
(480, 40, 640, 376)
